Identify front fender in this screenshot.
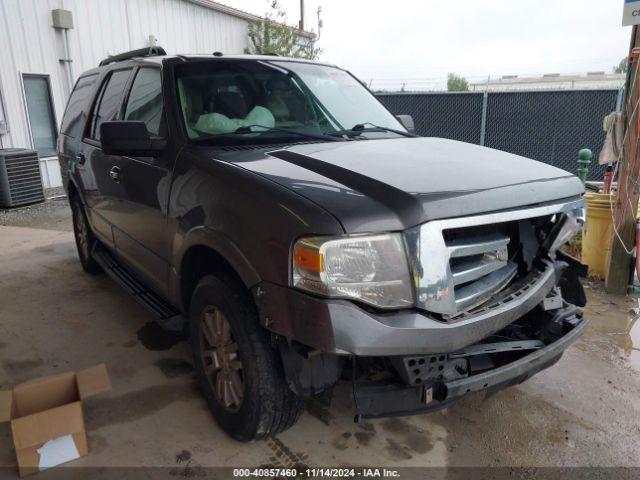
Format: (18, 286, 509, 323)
(169, 225, 262, 308)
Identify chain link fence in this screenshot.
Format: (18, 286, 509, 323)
(376, 89, 620, 181)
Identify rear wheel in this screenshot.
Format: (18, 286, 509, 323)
(70, 195, 102, 274)
(190, 274, 303, 441)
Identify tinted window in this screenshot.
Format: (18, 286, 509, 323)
(124, 68, 163, 136)
(90, 69, 131, 140)
(23, 75, 58, 157)
(61, 74, 98, 138)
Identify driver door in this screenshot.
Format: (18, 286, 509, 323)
(109, 66, 174, 296)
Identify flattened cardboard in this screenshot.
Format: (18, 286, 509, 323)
(1, 364, 110, 477)
(77, 363, 111, 399)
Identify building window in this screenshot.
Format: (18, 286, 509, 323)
(22, 75, 58, 158)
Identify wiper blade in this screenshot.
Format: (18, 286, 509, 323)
(234, 125, 344, 142)
(328, 122, 416, 138)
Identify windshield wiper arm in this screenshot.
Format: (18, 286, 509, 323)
(328, 122, 416, 138)
(234, 125, 344, 142)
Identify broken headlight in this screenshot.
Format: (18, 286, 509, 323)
(292, 233, 415, 309)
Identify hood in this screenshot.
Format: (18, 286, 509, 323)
(215, 137, 584, 233)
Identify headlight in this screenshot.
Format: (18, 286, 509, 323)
(548, 206, 586, 257)
(292, 233, 415, 309)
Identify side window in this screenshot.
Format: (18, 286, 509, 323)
(60, 74, 98, 138)
(88, 69, 132, 141)
(124, 68, 163, 136)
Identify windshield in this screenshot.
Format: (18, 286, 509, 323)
(175, 60, 406, 145)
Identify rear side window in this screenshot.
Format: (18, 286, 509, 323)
(124, 68, 163, 136)
(88, 69, 132, 141)
(60, 74, 98, 138)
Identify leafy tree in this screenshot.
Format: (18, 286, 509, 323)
(614, 57, 628, 74)
(447, 73, 469, 91)
(246, 1, 321, 60)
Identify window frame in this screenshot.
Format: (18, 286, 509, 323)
(20, 73, 58, 158)
(122, 66, 166, 138)
(82, 66, 134, 147)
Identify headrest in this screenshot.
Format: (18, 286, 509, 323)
(214, 91, 249, 119)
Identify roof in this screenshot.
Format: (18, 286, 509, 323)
(185, 0, 316, 38)
(173, 53, 335, 66)
(95, 52, 337, 70)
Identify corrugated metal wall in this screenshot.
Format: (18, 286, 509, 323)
(0, 0, 251, 186)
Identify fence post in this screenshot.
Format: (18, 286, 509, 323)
(577, 149, 593, 183)
(480, 91, 489, 146)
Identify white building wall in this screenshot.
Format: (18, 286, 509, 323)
(0, 0, 252, 188)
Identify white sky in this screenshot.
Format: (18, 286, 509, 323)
(230, 0, 632, 90)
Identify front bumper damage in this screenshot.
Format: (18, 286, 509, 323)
(353, 305, 586, 418)
(254, 257, 588, 418)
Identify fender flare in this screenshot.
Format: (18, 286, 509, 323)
(66, 176, 88, 207)
(170, 226, 262, 306)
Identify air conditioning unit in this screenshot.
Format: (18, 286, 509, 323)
(0, 148, 45, 207)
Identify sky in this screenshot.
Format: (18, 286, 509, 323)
(230, 0, 632, 90)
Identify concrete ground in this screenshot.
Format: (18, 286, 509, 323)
(0, 198, 639, 476)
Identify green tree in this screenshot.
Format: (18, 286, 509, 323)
(447, 73, 469, 91)
(614, 57, 628, 74)
(246, 1, 321, 60)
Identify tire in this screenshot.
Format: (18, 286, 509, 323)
(70, 194, 102, 274)
(189, 274, 303, 441)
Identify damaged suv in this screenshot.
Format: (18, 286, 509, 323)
(58, 47, 588, 441)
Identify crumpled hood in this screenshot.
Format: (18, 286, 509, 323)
(216, 137, 584, 232)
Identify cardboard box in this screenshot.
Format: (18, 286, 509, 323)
(0, 364, 111, 477)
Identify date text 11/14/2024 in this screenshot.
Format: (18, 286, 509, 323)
(232, 468, 401, 478)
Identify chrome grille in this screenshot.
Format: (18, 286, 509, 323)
(448, 232, 517, 312)
(405, 199, 585, 316)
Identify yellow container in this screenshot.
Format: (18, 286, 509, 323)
(582, 193, 613, 279)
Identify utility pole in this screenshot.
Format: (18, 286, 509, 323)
(606, 25, 640, 293)
(299, 0, 305, 31)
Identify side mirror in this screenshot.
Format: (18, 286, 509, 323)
(100, 121, 166, 157)
(396, 115, 415, 135)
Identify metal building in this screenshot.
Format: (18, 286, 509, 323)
(469, 72, 625, 92)
(0, 0, 314, 188)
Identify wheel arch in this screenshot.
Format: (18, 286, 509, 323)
(175, 229, 262, 313)
(66, 177, 87, 207)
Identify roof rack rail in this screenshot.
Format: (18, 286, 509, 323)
(99, 46, 167, 67)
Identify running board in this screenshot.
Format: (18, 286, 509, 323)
(92, 245, 186, 332)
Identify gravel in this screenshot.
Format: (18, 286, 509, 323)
(0, 188, 72, 231)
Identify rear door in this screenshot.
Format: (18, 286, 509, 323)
(57, 73, 99, 194)
(77, 68, 133, 246)
(108, 66, 173, 294)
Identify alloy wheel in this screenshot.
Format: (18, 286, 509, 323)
(74, 206, 90, 259)
(200, 305, 244, 412)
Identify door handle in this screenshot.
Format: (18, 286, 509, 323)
(109, 166, 123, 183)
(76, 153, 86, 165)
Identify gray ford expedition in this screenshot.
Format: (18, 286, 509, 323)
(57, 47, 588, 441)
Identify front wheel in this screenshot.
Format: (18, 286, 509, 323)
(70, 195, 102, 274)
(189, 274, 303, 441)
